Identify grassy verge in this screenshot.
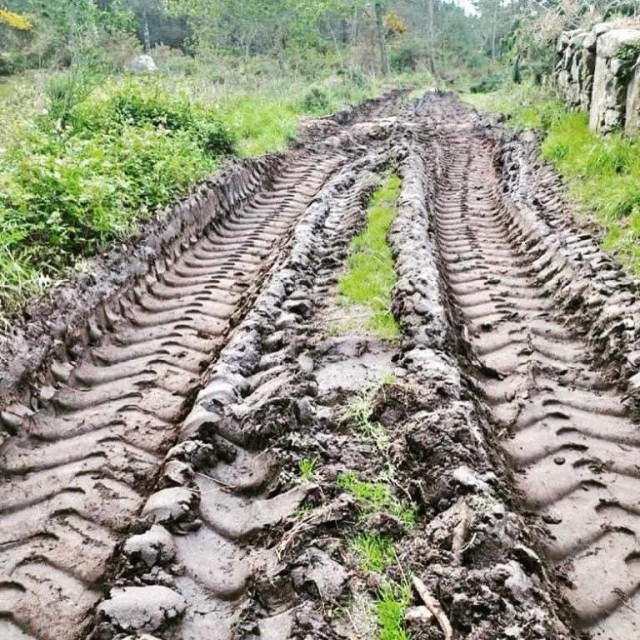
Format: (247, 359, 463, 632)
(335, 173, 402, 340)
(464, 83, 640, 274)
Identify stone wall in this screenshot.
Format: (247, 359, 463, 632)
(554, 22, 640, 135)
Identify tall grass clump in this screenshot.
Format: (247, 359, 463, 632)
(376, 582, 412, 640)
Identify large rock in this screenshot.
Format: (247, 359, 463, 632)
(590, 28, 640, 133)
(555, 30, 593, 110)
(127, 54, 157, 73)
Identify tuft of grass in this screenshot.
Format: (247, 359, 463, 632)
(298, 458, 317, 482)
(337, 173, 402, 340)
(350, 533, 396, 573)
(337, 472, 416, 528)
(376, 582, 412, 640)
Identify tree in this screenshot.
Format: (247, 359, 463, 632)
(125, 0, 169, 51)
(374, 0, 390, 75)
(170, 0, 363, 67)
(473, 0, 515, 61)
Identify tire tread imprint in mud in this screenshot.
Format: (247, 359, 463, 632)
(0, 148, 347, 640)
(89, 135, 394, 639)
(432, 101, 640, 639)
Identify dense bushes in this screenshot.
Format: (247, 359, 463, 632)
(71, 85, 236, 156)
(0, 76, 235, 313)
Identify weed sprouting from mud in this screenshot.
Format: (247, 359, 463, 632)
(376, 582, 412, 640)
(350, 533, 396, 573)
(337, 173, 402, 340)
(337, 472, 416, 528)
(298, 458, 317, 482)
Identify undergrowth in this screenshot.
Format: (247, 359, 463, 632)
(336, 173, 402, 340)
(465, 83, 640, 275)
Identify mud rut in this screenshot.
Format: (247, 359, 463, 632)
(432, 119, 640, 636)
(0, 152, 346, 637)
(1, 93, 640, 640)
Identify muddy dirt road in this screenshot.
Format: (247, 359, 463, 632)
(1, 92, 639, 640)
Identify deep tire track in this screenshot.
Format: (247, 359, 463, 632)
(0, 149, 346, 640)
(89, 143, 393, 639)
(433, 124, 640, 639)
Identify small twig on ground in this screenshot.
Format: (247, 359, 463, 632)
(276, 501, 337, 559)
(412, 575, 454, 640)
(614, 588, 637, 613)
(451, 498, 470, 564)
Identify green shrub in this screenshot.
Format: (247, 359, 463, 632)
(390, 47, 418, 72)
(69, 84, 235, 157)
(0, 77, 238, 312)
(339, 67, 367, 88)
(47, 66, 107, 125)
(0, 53, 15, 76)
(470, 73, 503, 94)
(301, 86, 334, 115)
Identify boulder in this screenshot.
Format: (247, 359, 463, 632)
(590, 28, 640, 134)
(127, 54, 157, 73)
(555, 30, 592, 109)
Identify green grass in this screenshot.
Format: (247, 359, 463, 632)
(337, 472, 416, 527)
(298, 458, 317, 482)
(350, 533, 396, 573)
(465, 82, 640, 275)
(376, 582, 412, 640)
(348, 531, 412, 640)
(337, 173, 402, 340)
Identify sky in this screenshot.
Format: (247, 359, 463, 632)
(447, 0, 479, 16)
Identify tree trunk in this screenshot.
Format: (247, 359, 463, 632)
(374, 1, 389, 76)
(513, 54, 522, 84)
(424, 0, 436, 74)
(490, 0, 498, 61)
(142, 7, 151, 52)
(351, 6, 359, 47)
